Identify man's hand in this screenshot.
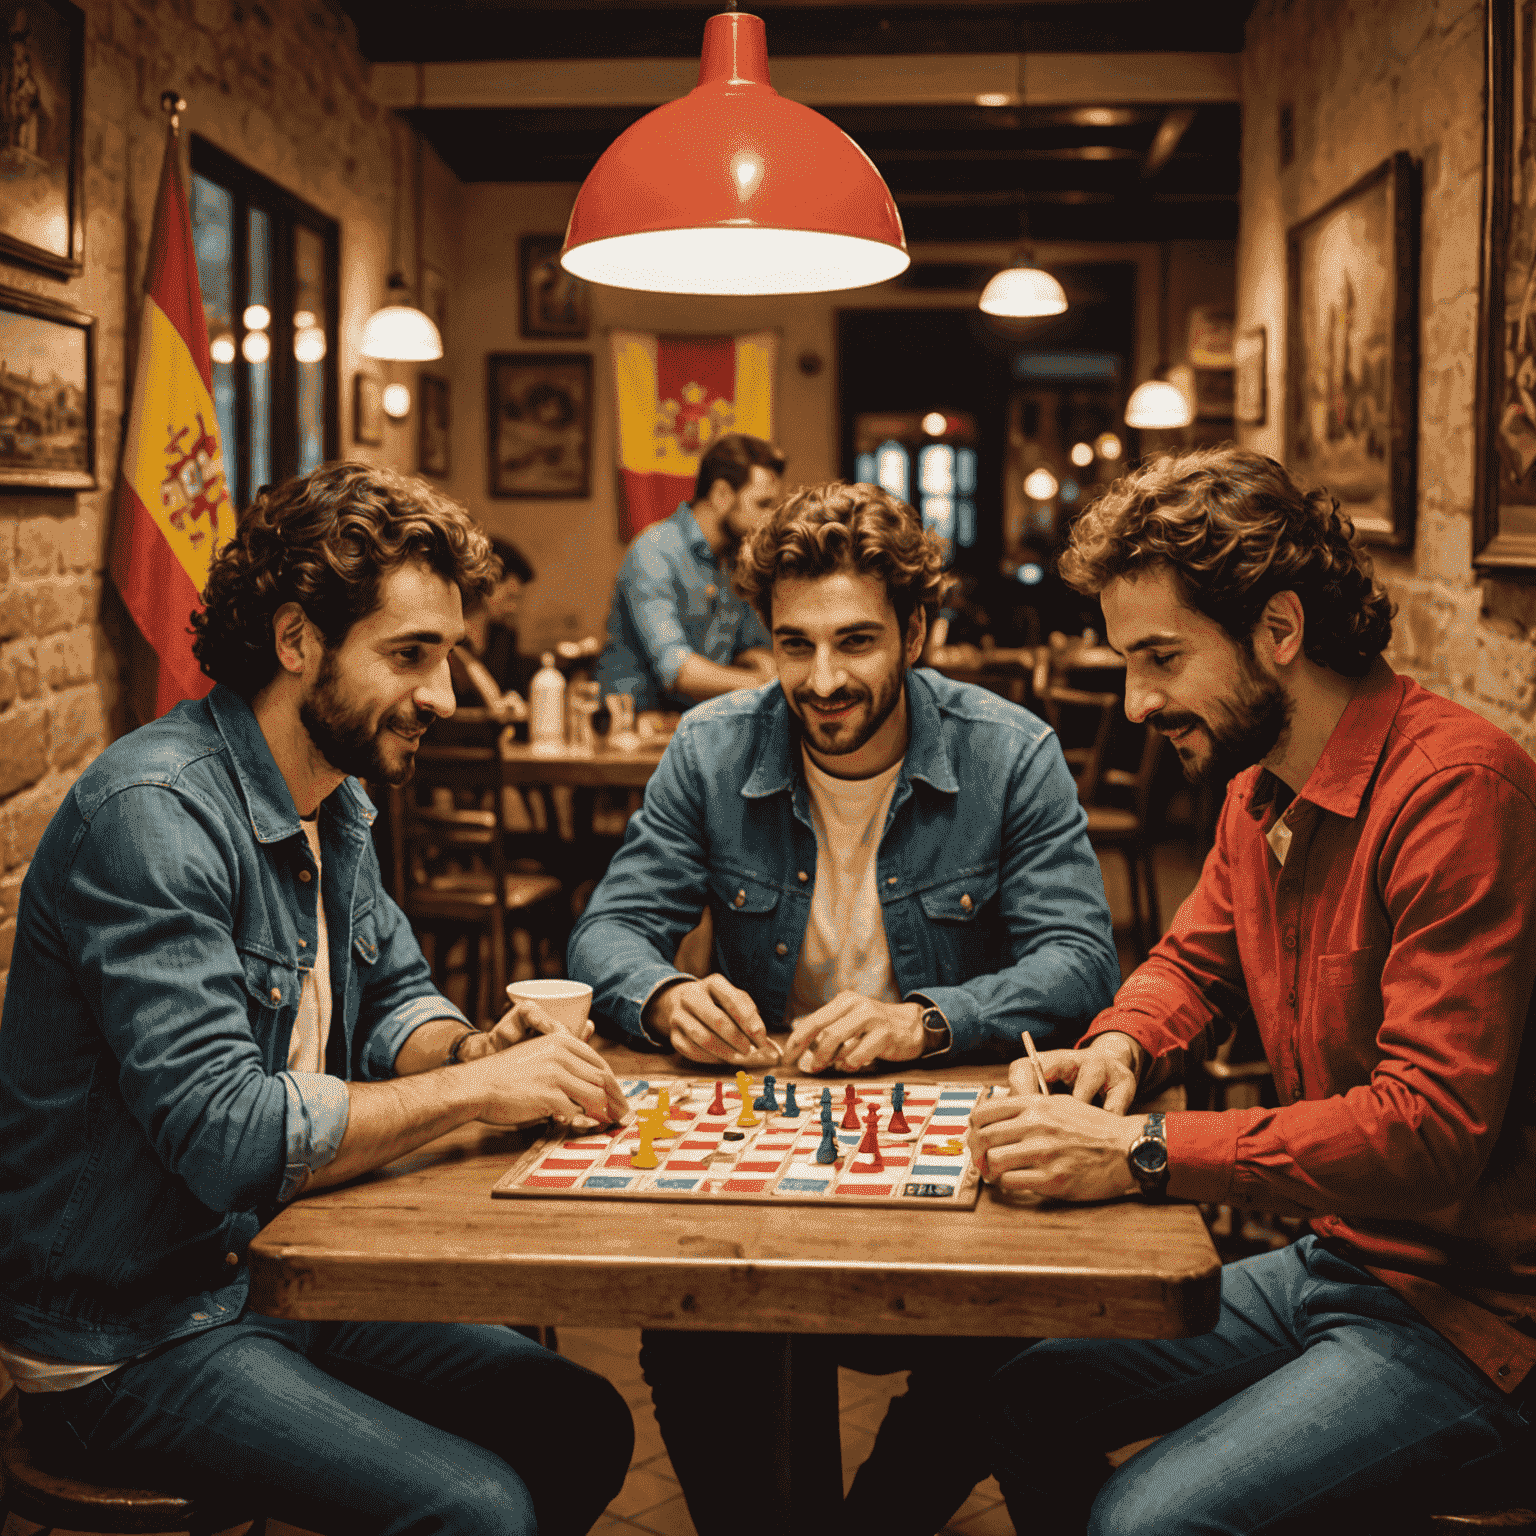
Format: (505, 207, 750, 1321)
(456, 997, 594, 1061)
(1006, 1030, 1146, 1114)
(473, 1031, 629, 1128)
(968, 1093, 1143, 1202)
(646, 974, 773, 1064)
(783, 994, 925, 1074)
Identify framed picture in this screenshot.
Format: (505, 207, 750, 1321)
(487, 351, 591, 499)
(0, 0, 85, 276)
(1285, 151, 1418, 549)
(353, 372, 383, 446)
(0, 281, 94, 490)
(1235, 327, 1267, 424)
(419, 373, 449, 478)
(422, 264, 448, 346)
(519, 234, 590, 339)
(1475, 0, 1536, 567)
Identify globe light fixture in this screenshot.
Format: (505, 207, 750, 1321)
(241, 330, 271, 365)
(362, 123, 443, 362)
(242, 304, 270, 332)
(1095, 432, 1123, 461)
(1023, 467, 1060, 501)
(561, 10, 909, 295)
(1124, 378, 1193, 429)
(294, 325, 327, 364)
(1070, 440, 1094, 468)
(209, 332, 236, 366)
(922, 412, 948, 436)
(382, 382, 412, 420)
(979, 256, 1068, 319)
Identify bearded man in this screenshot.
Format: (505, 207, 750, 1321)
(971, 446, 1536, 1535)
(569, 479, 1119, 1536)
(0, 462, 633, 1536)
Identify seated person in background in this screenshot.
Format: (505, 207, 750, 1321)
(595, 431, 784, 713)
(452, 534, 536, 720)
(0, 462, 631, 1536)
(569, 480, 1119, 1536)
(971, 446, 1536, 1536)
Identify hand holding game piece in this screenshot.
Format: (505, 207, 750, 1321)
(783, 991, 928, 1073)
(473, 1030, 630, 1129)
(644, 973, 774, 1065)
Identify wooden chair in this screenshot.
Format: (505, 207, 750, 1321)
(1, 1389, 263, 1536)
(392, 727, 570, 1023)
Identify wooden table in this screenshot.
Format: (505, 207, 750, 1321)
(250, 1046, 1220, 1528)
(499, 736, 668, 790)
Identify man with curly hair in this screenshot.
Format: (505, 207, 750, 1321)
(570, 479, 1119, 1536)
(972, 446, 1536, 1534)
(0, 462, 633, 1536)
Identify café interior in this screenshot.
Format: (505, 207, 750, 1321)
(0, 0, 1529, 1531)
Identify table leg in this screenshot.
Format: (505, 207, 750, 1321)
(766, 1334, 843, 1533)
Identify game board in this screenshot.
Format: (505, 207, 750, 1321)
(492, 1075, 993, 1208)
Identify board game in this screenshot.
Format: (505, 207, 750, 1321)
(492, 1074, 993, 1209)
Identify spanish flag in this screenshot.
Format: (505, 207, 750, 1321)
(611, 331, 776, 541)
(110, 124, 230, 719)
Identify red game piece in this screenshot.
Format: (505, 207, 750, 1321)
(708, 1080, 726, 1116)
(854, 1104, 884, 1170)
(841, 1084, 861, 1129)
(888, 1102, 910, 1135)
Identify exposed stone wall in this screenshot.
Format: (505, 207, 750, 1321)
(0, 0, 439, 1012)
(1239, 0, 1536, 753)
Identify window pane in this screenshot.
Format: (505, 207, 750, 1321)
(190, 173, 238, 508)
(956, 448, 977, 495)
(875, 440, 909, 504)
(957, 498, 977, 548)
(918, 443, 954, 495)
(293, 224, 326, 475)
(855, 451, 876, 485)
(247, 207, 271, 495)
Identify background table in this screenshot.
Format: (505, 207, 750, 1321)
(249, 1046, 1220, 1529)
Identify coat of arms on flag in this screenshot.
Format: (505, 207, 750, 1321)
(611, 331, 776, 540)
(110, 120, 229, 719)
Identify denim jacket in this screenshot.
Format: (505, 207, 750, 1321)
(594, 503, 772, 712)
(0, 686, 467, 1362)
(569, 668, 1119, 1055)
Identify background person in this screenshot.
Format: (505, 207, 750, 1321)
(595, 432, 784, 713)
(570, 479, 1119, 1536)
(0, 462, 632, 1536)
(971, 446, 1536, 1536)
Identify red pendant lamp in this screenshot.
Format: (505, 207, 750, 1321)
(561, 10, 909, 295)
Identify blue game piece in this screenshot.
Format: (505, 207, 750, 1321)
(753, 1074, 779, 1112)
(820, 1086, 832, 1111)
(816, 1103, 838, 1164)
(892, 1082, 905, 1112)
(782, 1082, 801, 1117)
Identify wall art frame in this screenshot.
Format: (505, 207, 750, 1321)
(518, 234, 590, 340)
(0, 280, 94, 490)
(487, 351, 591, 499)
(1285, 150, 1419, 549)
(418, 372, 450, 478)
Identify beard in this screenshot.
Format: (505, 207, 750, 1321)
(299, 648, 434, 787)
(791, 662, 905, 761)
(1152, 646, 1291, 790)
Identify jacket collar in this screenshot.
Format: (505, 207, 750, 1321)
(672, 502, 715, 563)
(1248, 657, 1404, 822)
(739, 667, 960, 800)
(207, 684, 376, 844)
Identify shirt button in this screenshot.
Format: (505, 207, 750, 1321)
(734, 889, 746, 908)
(297, 938, 307, 948)
(225, 1252, 239, 1267)
(1284, 932, 1296, 950)
(1498, 1364, 1511, 1378)
(298, 869, 312, 883)
(887, 876, 898, 886)
(775, 942, 788, 956)
(270, 986, 282, 1003)
(704, 584, 717, 599)
(797, 870, 809, 882)
(1286, 988, 1297, 1008)
(960, 893, 973, 911)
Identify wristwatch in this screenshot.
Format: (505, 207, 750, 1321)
(918, 1005, 951, 1059)
(445, 1026, 479, 1066)
(1127, 1111, 1170, 1198)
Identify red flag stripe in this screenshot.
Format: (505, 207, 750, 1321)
(143, 125, 212, 391)
(620, 468, 693, 540)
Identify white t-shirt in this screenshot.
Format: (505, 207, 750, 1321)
(288, 815, 332, 1073)
(785, 750, 904, 1022)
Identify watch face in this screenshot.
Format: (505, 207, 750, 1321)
(1130, 1140, 1168, 1174)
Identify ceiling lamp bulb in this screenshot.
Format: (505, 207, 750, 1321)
(1124, 378, 1193, 429)
(560, 10, 909, 296)
(979, 261, 1067, 318)
(361, 273, 443, 362)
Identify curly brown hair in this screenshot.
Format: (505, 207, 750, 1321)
(734, 480, 947, 636)
(191, 461, 498, 700)
(1060, 446, 1395, 677)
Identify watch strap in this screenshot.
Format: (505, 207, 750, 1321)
(1127, 1110, 1170, 1198)
(918, 1005, 951, 1059)
(445, 1026, 478, 1065)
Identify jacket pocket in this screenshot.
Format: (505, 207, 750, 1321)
(236, 945, 300, 1015)
(708, 869, 782, 916)
(352, 910, 381, 967)
(917, 870, 999, 924)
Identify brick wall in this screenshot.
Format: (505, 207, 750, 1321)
(1238, 0, 1536, 754)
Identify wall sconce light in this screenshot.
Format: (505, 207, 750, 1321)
(382, 382, 412, 420)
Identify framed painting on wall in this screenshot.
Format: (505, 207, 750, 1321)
(419, 373, 449, 478)
(487, 352, 591, 498)
(1475, 0, 1536, 567)
(519, 234, 590, 339)
(0, 281, 94, 489)
(0, 0, 85, 276)
(1285, 150, 1418, 548)
(353, 372, 384, 446)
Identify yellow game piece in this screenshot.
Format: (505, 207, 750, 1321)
(651, 1090, 677, 1138)
(735, 1070, 758, 1127)
(631, 1118, 659, 1169)
(940, 1137, 962, 1156)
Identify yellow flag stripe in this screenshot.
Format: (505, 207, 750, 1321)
(612, 330, 661, 474)
(733, 331, 776, 441)
(122, 296, 231, 594)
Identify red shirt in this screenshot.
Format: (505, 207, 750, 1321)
(1084, 661, 1536, 1391)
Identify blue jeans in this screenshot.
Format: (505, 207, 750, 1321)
(20, 1314, 633, 1536)
(986, 1236, 1534, 1536)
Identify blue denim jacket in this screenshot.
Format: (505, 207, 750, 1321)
(0, 686, 467, 1362)
(569, 668, 1119, 1055)
(594, 503, 772, 712)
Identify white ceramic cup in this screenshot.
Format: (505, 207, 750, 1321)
(505, 978, 594, 1034)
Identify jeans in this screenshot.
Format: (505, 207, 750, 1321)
(640, 1328, 1025, 1536)
(985, 1236, 1534, 1536)
(20, 1314, 634, 1536)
